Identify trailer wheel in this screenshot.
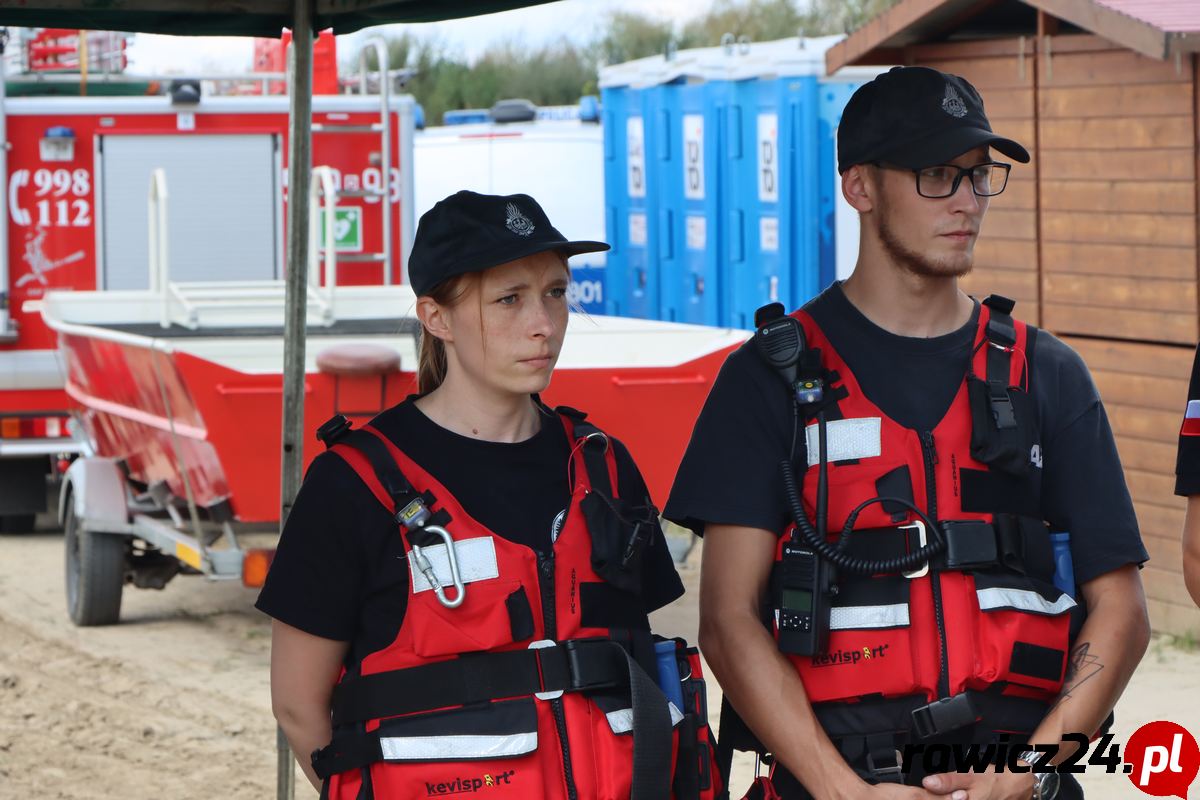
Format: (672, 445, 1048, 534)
(64, 499, 125, 626)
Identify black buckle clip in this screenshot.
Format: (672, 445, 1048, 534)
(865, 750, 904, 782)
(316, 414, 352, 447)
(942, 520, 999, 570)
(532, 640, 625, 697)
(988, 382, 1017, 430)
(564, 639, 625, 692)
(911, 693, 980, 739)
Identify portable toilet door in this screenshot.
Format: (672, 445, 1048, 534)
(786, 74, 823, 310)
(602, 83, 659, 319)
(661, 77, 723, 326)
(724, 74, 796, 329)
(818, 77, 871, 287)
(646, 79, 679, 322)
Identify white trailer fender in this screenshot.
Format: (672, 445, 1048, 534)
(59, 457, 129, 529)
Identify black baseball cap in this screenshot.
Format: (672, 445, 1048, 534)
(837, 66, 1030, 173)
(407, 190, 610, 296)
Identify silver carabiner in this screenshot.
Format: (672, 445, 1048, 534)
(409, 524, 466, 609)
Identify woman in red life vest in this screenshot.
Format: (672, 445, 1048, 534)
(257, 191, 719, 800)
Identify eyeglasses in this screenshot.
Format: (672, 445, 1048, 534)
(877, 162, 1012, 199)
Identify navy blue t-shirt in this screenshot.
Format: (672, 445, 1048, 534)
(664, 282, 1147, 587)
(257, 398, 684, 666)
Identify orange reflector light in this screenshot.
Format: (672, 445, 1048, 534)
(242, 548, 276, 588)
(0, 418, 20, 438)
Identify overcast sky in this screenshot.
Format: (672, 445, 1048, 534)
(125, 0, 699, 74)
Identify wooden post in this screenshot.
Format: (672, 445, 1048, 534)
(277, 0, 313, 798)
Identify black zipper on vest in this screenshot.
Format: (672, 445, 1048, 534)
(537, 550, 579, 800)
(920, 430, 950, 700)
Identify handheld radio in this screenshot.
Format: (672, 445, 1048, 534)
(776, 541, 832, 656)
(754, 304, 833, 656)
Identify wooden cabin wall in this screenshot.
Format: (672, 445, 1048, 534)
(1037, 35, 1197, 346)
(1064, 337, 1200, 636)
(905, 37, 1200, 638)
(910, 39, 1041, 322)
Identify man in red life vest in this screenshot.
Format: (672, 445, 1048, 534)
(665, 66, 1150, 800)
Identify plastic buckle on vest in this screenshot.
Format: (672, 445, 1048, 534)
(900, 520, 929, 579)
(316, 414, 352, 448)
(564, 639, 625, 692)
(911, 693, 980, 740)
(987, 379, 1018, 430)
(865, 750, 904, 783)
(942, 520, 999, 570)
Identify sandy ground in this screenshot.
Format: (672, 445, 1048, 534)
(1, 520, 1197, 799)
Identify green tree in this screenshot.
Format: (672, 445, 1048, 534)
(594, 10, 674, 65)
(678, 0, 805, 47)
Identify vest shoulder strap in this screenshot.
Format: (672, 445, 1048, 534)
(325, 423, 449, 542)
(555, 405, 621, 499)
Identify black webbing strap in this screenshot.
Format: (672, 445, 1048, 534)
(981, 296, 1017, 430)
(330, 640, 627, 727)
(574, 420, 615, 497)
(622, 642, 674, 800)
(318, 640, 674, 795)
(313, 734, 384, 780)
(341, 428, 418, 511)
(813, 690, 1049, 742)
(839, 518, 1048, 574)
(672, 713, 701, 800)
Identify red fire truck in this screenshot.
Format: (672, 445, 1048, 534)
(0, 29, 416, 530)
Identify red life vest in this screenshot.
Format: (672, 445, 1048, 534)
(310, 408, 721, 800)
(776, 298, 1075, 742)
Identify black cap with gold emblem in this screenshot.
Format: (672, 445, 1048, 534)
(836, 66, 1030, 173)
(407, 190, 610, 296)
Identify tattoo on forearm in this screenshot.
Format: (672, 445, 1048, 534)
(1048, 642, 1104, 712)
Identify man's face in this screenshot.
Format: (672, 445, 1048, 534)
(872, 145, 993, 279)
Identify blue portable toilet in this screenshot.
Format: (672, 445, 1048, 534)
(600, 56, 674, 319)
(818, 74, 877, 287)
(652, 48, 732, 326)
(724, 68, 817, 329)
(600, 38, 883, 326)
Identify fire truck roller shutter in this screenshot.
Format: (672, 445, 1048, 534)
(99, 134, 280, 290)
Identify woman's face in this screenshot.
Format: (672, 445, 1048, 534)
(439, 250, 570, 398)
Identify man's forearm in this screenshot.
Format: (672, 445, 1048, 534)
(1027, 570, 1150, 762)
(702, 610, 867, 800)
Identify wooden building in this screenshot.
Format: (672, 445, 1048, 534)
(826, 0, 1200, 637)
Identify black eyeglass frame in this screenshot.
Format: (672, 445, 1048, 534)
(874, 161, 1013, 199)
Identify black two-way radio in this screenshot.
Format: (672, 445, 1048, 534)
(754, 304, 832, 656)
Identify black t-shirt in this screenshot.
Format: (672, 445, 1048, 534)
(256, 398, 684, 665)
(1175, 342, 1200, 495)
(664, 281, 1147, 587)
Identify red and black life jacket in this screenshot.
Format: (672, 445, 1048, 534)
(309, 407, 721, 800)
(775, 296, 1075, 753)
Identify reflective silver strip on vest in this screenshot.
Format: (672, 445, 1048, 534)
(805, 417, 882, 467)
(976, 587, 1076, 615)
(829, 603, 910, 630)
(379, 731, 537, 761)
(409, 536, 499, 593)
(605, 702, 686, 734)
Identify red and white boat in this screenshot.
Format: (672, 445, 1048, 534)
(35, 272, 745, 624)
